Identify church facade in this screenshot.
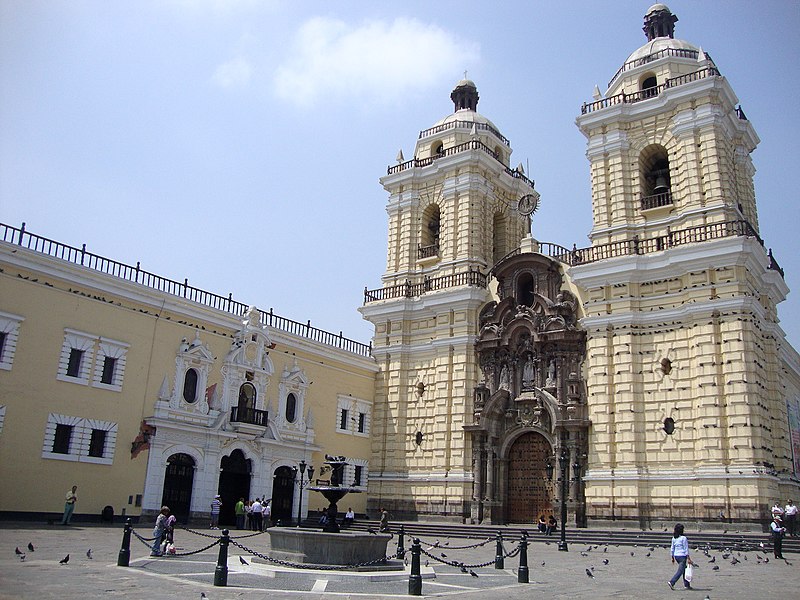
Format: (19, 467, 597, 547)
(361, 4, 800, 527)
(1, 5, 798, 528)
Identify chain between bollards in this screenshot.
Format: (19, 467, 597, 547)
(397, 524, 405, 558)
(117, 518, 132, 567)
(517, 531, 529, 583)
(408, 537, 422, 596)
(494, 532, 504, 569)
(213, 529, 230, 587)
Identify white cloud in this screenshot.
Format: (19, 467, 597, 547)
(212, 56, 253, 88)
(273, 17, 479, 107)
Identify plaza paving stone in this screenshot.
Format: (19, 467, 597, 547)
(1, 522, 798, 599)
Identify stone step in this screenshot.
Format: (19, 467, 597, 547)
(347, 520, 799, 553)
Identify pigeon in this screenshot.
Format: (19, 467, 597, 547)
(580, 552, 589, 557)
(764, 557, 769, 563)
(441, 553, 447, 558)
(541, 561, 546, 567)
(709, 556, 716, 563)
(712, 565, 720, 571)
(630, 551, 635, 556)
(602, 559, 609, 565)
(201, 594, 207, 599)
(645, 552, 651, 558)
(367, 528, 377, 535)
(86, 548, 93, 559)
(459, 564, 467, 573)
(424, 560, 429, 567)
(585, 568, 594, 578)
(603, 546, 608, 553)
(731, 557, 740, 565)
(27, 542, 35, 552)
(15, 547, 23, 555)
(433, 540, 440, 548)
(59, 554, 70, 564)
(470, 570, 478, 577)
(18, 553, 26, 561)
(239, 556, 248, 565)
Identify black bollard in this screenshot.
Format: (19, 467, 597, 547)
(397, 524, 405, 559)
(213, 529, 230, 587)
(494, 532, 504, 569)
(408, 537, 422, 596)
(517, 531, 529, 583)
(117, 518, 132, 567)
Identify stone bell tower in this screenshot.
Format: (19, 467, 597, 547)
(571, 4, 792, 526)
(360, 79, 537, 519)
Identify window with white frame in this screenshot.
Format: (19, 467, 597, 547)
(57, 330, 128, 391)
(0, 405, 6, 434)
(342, 457, 369, 490)
(41, 413, 118, 465)
(93, 338, 129, 391)
(0, 311, 24, 371)
(335, 396, 371, 436)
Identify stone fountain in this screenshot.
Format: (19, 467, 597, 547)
(267, 455, 394, 567)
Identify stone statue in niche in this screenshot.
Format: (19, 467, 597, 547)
(546, 359, 556, 388)
(499, 364, 510, 390)
(522, 354, 538, 389)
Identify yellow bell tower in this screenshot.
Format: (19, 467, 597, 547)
(571, 4, 792, 525)
(361, 79, 536, 519)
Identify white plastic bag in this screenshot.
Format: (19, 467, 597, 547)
(685, 564, 693, 583)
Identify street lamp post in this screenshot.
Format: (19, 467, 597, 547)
(558, 447, 570, 552)
(295, 460, 315, 527)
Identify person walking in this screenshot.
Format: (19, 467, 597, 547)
(210, 494, 222, 529)
(151, 506, 170, 557)
(771, 515, 786, 558)
(234, 497, 245, 530)
(668, 523, 692, 590)
(784, 499, 797, 537)
(379, 507, 390, 532)
(61, 485, 78, 525)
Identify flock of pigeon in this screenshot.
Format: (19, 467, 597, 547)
(14, 541, 92, 565)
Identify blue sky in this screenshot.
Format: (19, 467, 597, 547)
(1, 1, 799, 349)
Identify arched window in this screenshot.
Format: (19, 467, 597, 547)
(285, 392, 297, 423)
(183, 368, 198, 403)
(237, 382, 256, 412)
(516, 272, 535, 306)
(641, 74, 658, 99)
(419, 204, 441, 259)
(639, 145, 673, 210)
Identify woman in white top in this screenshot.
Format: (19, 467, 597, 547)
(668, 523, 692, 590)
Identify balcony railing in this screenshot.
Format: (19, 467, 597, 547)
(490, 219, 783, 277)
(418, 119, 510, 146)
(582, 66, 720, 115)
(364, 269, 487, 303)
(418, 243, 439, 259)
(0, 222, 372, 357)
(230, 406, 268, 427)
(640, 190, 674, 211)
(607, 47, 705, 89)
(386, 139, 535, 189)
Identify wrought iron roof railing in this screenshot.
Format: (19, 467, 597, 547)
(386, 139, 535, 189)
(583, 66, 720, 115)
(606, 46, 705, 89)
(418, 119, 510, 146)
(1, 222, 372, 357)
